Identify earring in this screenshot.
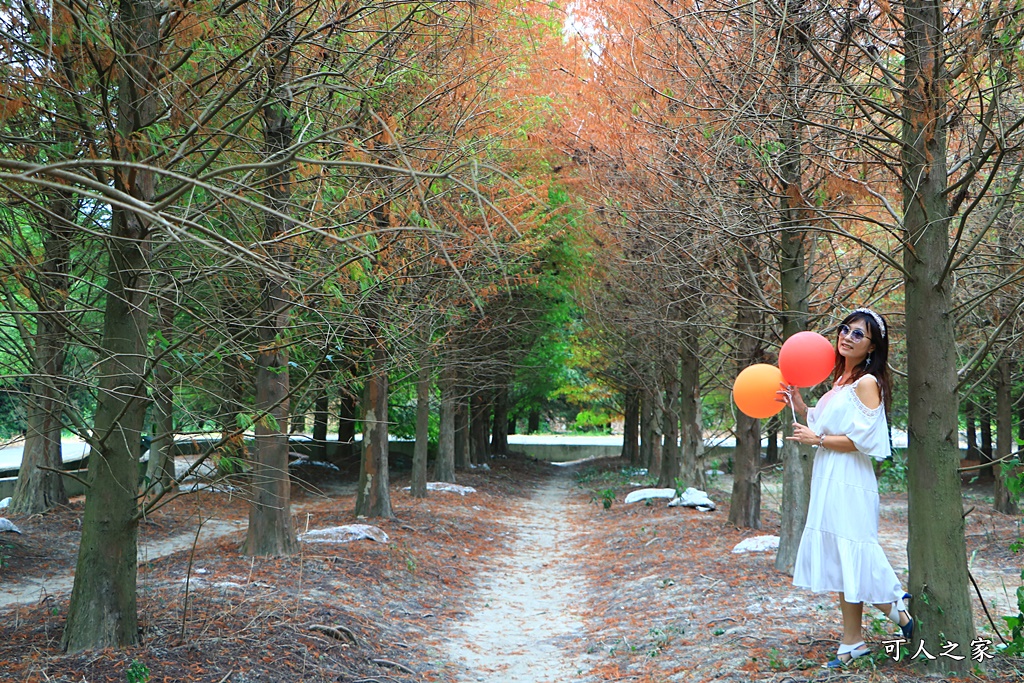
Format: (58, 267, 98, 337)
(865, 353, 872, 365)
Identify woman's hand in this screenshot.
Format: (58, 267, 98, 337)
(786, 422, 820, 446)
(776, 383, 808, 417)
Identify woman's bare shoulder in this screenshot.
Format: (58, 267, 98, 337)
(854, 374, 881, 409)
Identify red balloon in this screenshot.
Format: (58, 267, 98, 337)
(779, 331, 836, 387)
(733, 364, 786, 419)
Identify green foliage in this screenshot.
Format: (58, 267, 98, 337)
(593, 488, 615, 509)
(387, 380, 439, 443)
(0, 386, 26, 439)
(1002, 456, 1024, 498)
(573, 408, 611, 433)
(507, 185, 606, 428)
(878, 450, 909, 493)
(216, 454, 247, 476)
(999, 567, 1024, 655)
(576, 465, 655, 510)
(125, 659, 150, 683)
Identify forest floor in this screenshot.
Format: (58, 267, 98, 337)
(0, 453, 1021, 683)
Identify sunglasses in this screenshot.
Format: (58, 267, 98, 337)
(838, 324, 870, 342)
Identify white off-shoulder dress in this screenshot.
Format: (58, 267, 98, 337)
(792, 375, 904, 604)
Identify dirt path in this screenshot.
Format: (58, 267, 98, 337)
(445, 471, 591, 683)
(0, 519, 246, 609)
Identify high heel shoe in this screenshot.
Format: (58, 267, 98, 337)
(825, 641, 871, 668)
(888, 592, 914, 639)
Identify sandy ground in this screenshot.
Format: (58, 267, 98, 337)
(439, 464, 1022, 682)
(1, 456, 1019, 682)
(444, 472, 593, 682)
(0, 519, 247, 608)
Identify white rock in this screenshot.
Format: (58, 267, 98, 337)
(624, 488, 677, 504)
(668, 487, 716, 510)
(0, 497, 11, 509)
(0, 517, 22, 534)
(403, 482, 477, 495)
(299, 524, 389, 544)
(732, 535, 780, 553)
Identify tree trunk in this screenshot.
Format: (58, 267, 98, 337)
(965, 399, 979, 460)
(355, 343, 393, 518)
(470, 391, 490, 465)
(979, 405, 994, 479)
(994, 356, 1018, 514)
(13, 375, 68, 514)
(242, 0, 299, 556)
(337, 387, 357, 468)
(730, 233, 762, 529)
(1018, 385, 1024, 442)
(147, 361, 175, 495)
(658, 356, 681, 489)
(639, 389, 653, 471)
(62, 0, 161, 651)
(774, 8, 813, 572)
(411, 362, 431, 497)
(903, 0, 976, 662)
(435, 368, 456, 483)
(993, 220, 1017, 513)
(764, 418, 779, 466)
(490, 384, 509, 456)
(980, 411, 993, 464)
(454, 395, 470, 470)
(622, 389, 640, 464)
(144, 286, 176, 496)
(679, 329, 705, 489)
(527, 410, 540, 434)
(647, 380, 664, 479)
(244, 346, 299, 554)
(731, 411, 762, 529)
(311, 370, 330, 462)
(145, 351, 175, 496)
(10, 196, 73, 515)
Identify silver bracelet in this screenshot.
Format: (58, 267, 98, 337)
(817, 434, 826, 449)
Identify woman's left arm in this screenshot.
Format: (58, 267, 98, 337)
(787, 377, 882, 453)
(787, 424, 857, 452)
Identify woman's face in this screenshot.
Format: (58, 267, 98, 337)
(837, 318, 875, 365)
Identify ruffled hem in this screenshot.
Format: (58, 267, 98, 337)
(793, 528, 903, 604)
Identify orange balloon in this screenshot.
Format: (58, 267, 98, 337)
(779, 331, 836, 387)
(733, 364, 786, 419)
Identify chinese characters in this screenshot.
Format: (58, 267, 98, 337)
(882, 637, 995, 663)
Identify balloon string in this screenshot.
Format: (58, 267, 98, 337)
(787, 391, 798, 425)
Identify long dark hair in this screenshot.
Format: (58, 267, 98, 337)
(831, 309, 891, 413)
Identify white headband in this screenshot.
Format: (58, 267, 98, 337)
(853, 308, 886, 338)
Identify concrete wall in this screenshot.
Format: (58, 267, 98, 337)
(0, 471, 89, 500)
(508, 443, 622, 462)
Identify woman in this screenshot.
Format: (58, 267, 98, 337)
(780, 308, 913, 668)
